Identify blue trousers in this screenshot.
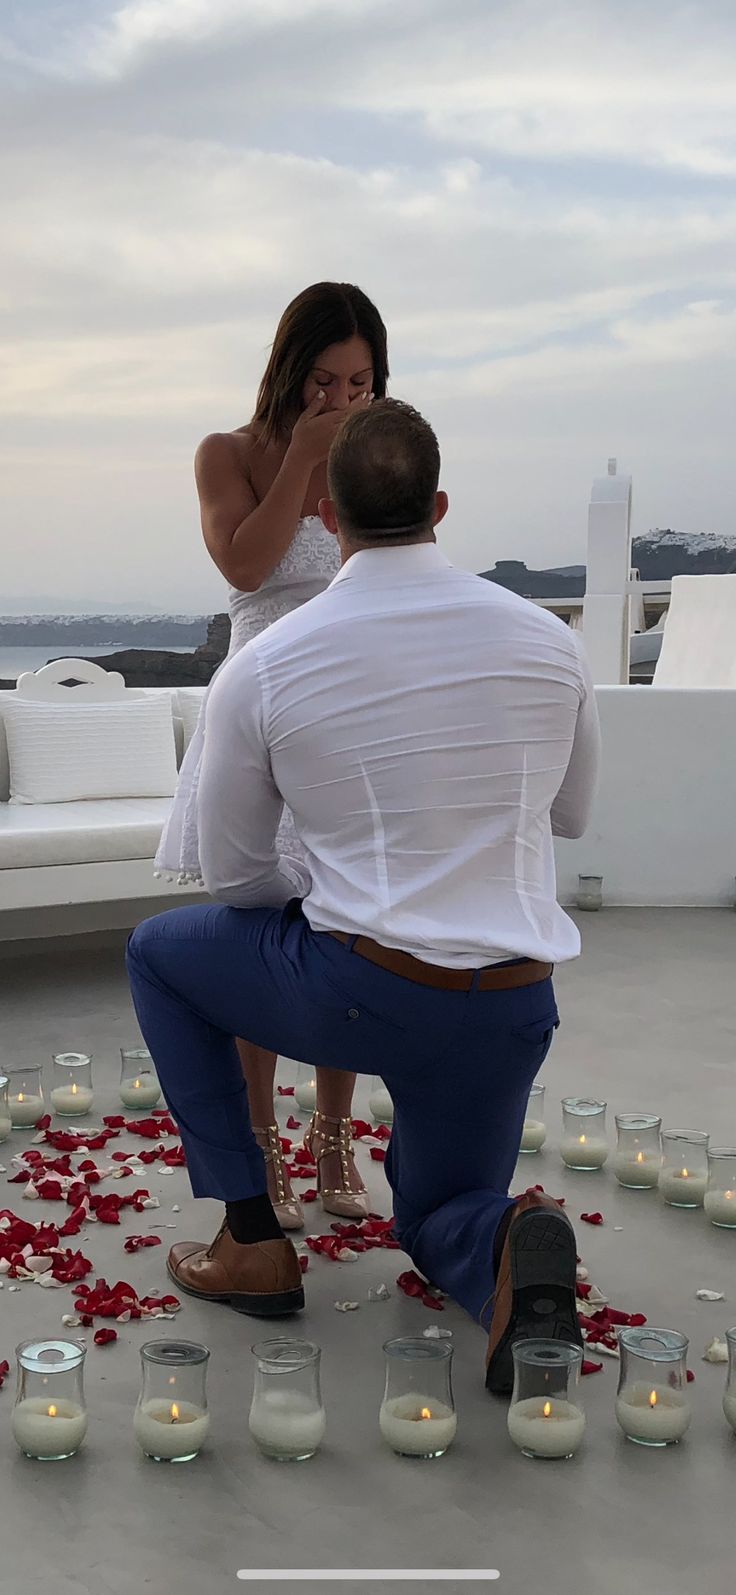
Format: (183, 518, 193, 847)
(126, 899, 558, 1326)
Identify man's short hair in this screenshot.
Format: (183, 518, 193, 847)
(327, 398, 440, 539)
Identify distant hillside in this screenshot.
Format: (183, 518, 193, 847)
(481, 529, 736, 595)
(0, 615, 210, 647)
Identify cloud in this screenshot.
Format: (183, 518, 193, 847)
(1, 0, 735, 606)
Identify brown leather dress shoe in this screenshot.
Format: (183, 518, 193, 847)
(485, 1191, 582, 1396)
(167, 1223, 305, 1317)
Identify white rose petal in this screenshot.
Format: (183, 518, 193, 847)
(172, 1205, 181, 1214)
(62, 1314, 82, 1328)
(575, 1265, 589, 1282)
(35, 1273, 65, 1289)
(696, 1289, 725, 1301)
(159, 1167, 175, 1177)
(422, 1325, 452, 1340)
(0, 1258, 11, 1275)
(141, 1197, 160, 1209)
(336, 1247, 358, 1262)
(703, 1337, 729, 1363)
(26, 1256, 53, 1274)
(368, 1284, 391, 1302)
(334, 1300, 360, 1312)
(23, 1183, 39, 1201)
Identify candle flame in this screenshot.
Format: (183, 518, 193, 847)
(636, 1152, 644, 1163)
(48, 1405, 58, 1418)
(71, 1082, 78, 1096)
(18, 1093, 24, 1103)
(420, 1407, 432, 1421)
(543, 1401, 552, 1418)
(170, 1402, 180, 1423)
(579, 1134, 586, 1145)
(649, 1390, 658, 1408)
(682, 1169, 689, 1178)
(134, 1078, 141, 1089)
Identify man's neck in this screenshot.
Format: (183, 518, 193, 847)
(339, 531, 437, 564)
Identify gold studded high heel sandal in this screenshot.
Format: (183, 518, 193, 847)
(304, 1111, 370, 1220)
(253, 1125, 304, 1232)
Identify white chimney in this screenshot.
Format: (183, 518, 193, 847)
(607, 457, 617, 476)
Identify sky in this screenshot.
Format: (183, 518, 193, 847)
(2, 0, 735, 612)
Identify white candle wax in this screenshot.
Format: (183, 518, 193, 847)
(0, 1114, 12, 1142)
(248, 1390, 326, 1459)
(560, 1134, 608, 1169)
(12, 1397, 87, 1459)
(615, 1383, 691, 1444)
(294, 1079, 317, 1113)
(50, 1086, 94, 1117)
(612, 1150, 662, 1188)
(9, 1092, 45, 1128)
(120, 1076, 161, 1109)
(659, 1168, 708, 1206)
(369, 1086, 394, 1125)
(379, 1394, 457, 1457)
(134, 1399, 210, 1460)
(507, 1397, 585, 1458)
(520, 1119, 546, 1153)
(704, 1190, 736, 1227)
(722, 1392, 736, 1433)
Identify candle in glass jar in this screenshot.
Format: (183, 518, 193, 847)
(294, 1076, 317, 1113)
(615, 1383, 691, 1445)
(50, 1083, 94, 1117)
(0, 1113, 11, 1141)
(612, 1149, 661, 1188)
(120, 1075, 161, 1109)
(249, 1390, 326, 1460)
(379, 1394, 457, 1457)
(9, 1092, 45, 1128)
(507, 1397, 585, 1458)
(704, 1190, 736, 1227)
(659, 1168, 708, 1206)
(520, 1120, 546, 1154)
(12, 1398, 87, 1460)
(134, 1399, 210, 1461)
(368, 1083, 394, 1125)
(560, 1133, 608, 1170)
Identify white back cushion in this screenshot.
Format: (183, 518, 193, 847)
(176, 688, 206, 753)
(0, 712, 9, 803)
(3, 695, 179, 805)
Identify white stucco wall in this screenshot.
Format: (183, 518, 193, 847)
(555, 687, 736, 906)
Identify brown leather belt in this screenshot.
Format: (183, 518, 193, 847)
(327, 931, 552, 992)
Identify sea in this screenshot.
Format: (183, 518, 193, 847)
(0, 645, 193, 681)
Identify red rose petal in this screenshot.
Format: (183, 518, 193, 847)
(582, 1359, 603, 1376)
(94, 1328, 118, 1347)
(286, 1116, 302, 1131)
(277, 1086, 295, 1096)
(369, 1147, 386, 1162)
(580, 1212, 604, 1225)
(301, 1189, 319, 1203)
(298, 1256, 309, 1274)
(123, 1235, 163, 1253)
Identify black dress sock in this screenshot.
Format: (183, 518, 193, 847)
(225, 1194, 283, 1245)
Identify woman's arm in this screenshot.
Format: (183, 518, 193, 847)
(196, 432, 312, 592)
(196, 392, 371, 591)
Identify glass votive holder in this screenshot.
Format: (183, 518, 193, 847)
(576, 874, 603, 911)
(294, 1061, 317, 1114)
(507, 1341, 585, 1459)
(6, 1065, 44, 1129)
(120, 1048, 162, 1110)
(615, 1327, 691, 1446)
(560, 1098, 608, 1169)
(0, 1075, 11, 1142)
(134, 1340, 210, 1462)
(50, 1053, 94, 1117)
(12, 1339, 88, 1460)
(722, 1327, 736, 1434)
(249, 1338, 326, 1462)
(520, 1083, 546, 1153)
(369, 1076, 394, 1125)
(612, 1114, 662, 1188)
(379, 1336, 457, 1459)
(658, 1129, 709, 1207)
(704, 1149, 736, 1228)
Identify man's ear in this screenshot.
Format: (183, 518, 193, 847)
(432, 490, 449, 528)
(319, 497, 338, 537)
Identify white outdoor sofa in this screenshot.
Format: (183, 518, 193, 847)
(0, 660, 205, 918)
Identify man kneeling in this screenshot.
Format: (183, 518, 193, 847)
(127, 399, 600, 1394)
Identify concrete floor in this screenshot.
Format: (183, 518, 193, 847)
(0, 909, 735, 1595)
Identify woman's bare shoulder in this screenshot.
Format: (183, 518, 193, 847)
(195, 425, 257, 471)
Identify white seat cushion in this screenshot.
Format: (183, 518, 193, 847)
(0, 798, 172, 869)
(3, 695, 178, 804)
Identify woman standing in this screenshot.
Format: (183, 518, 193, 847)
(156, 282, 389, 1231)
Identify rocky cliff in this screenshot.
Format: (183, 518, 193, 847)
(0, 613, 231, 691)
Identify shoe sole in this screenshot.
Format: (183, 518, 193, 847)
(485, 1208, 582, 1396)
(167, 1260, 305, 1318)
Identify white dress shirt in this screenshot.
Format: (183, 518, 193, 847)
(198, 543, 600, 967)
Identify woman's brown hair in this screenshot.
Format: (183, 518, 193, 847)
(253, 282, 389, 446)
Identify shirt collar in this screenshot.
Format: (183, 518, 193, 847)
(329, 542, 453, 586)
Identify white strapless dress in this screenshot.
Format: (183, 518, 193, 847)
(155, 515, 340, 884)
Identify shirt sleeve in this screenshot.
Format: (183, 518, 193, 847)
(197, 645, 312, 907)
(550, 637, 602, 840)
